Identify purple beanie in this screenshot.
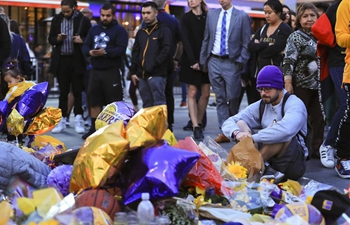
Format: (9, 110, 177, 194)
(256, 65, 284, 90)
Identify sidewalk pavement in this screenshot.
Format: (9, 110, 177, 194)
(45, 93, 348, 191)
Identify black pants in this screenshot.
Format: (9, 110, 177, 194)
(337, 84, 350, 158)
(57, 55, 84, 118)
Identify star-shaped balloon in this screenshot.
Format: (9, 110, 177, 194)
(121, 140, 200, 205)
(16, 82, 49, 119)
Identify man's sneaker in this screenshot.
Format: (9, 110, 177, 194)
(75, 115, 85, 134)
(335, 157, 350, 179)
(319, 142, 335, 168)
(51, 118, 66, 133)
(260, 166, 285, 184)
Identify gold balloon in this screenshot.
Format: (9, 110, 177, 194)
(70, 120, 129, 192)
(7, 108, 24, 136)
(126, 105, 168, 150)
(25, 107, 62, 135)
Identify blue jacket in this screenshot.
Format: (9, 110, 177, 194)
(3, 33, 34, 76)
(83, 20, 128, 70)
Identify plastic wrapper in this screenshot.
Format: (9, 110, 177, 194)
(25, 107, 61, 135)
(198, 142, 236, 181)
(156, 197, 198, 225)
(122, 140, 200, 205)
(176, 137, 229, 196)
(95, 101, 136, 129)
(229, 189, 262, 213)
(226, 137, 264, 181)
(299, 179, 336, 202)
(6, 108, 24, 136)
(202, 136, 229, 160)
(70, 121, 129, 192)
(43, 193, 75, 220)
(73, 206, 113, 225)
(16, 82, 49, 119)
(16, 187, 63, 217)
(31, 135, 67, 151)
(125, 105, 168, 150)
(199, 206, 252, 223)
(5, 175, 35, 197)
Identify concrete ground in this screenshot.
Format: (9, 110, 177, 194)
(44, 92, 348, 192)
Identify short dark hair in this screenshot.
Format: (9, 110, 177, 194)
(141, 2, 158, 11)
(61, 0, 77, 8)
(314, 2, 329, 13)
(100, 3, 116, 15)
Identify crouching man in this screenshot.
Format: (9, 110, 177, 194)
(222, 65, 308, 182)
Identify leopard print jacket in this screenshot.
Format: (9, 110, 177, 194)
(282, 30, 319, 90)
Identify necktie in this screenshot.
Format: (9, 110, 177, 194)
(220, 11, 227, 56)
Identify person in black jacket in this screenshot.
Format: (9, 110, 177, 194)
(81, 3, 128, 139)
(48, 0, 91, 135)
(0, 16, 11, 100)
(130, 2, 172, 108)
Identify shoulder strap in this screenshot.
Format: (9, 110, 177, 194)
(77, 15, 84, 35)
(281, 92, 291, 117)
(259, 100, 265, 124)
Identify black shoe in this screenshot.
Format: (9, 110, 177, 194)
(183, 123, 192, 131)
(193, 126, 204, 141)
(260, 166, 285, 184)
(198, 123, 205, 131)
(208, 102, 217, 107)
(82, 128, 96, 140)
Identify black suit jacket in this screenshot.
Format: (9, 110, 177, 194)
(48, 12, 91, 75)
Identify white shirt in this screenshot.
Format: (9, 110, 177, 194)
(212, 6, 233, 55)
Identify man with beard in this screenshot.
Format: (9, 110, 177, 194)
(222, 65, 308, 182)
(82, 3, 128, 139)
(48, 0, 91, 134)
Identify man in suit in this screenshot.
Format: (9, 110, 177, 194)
(200, 0, 251, 143)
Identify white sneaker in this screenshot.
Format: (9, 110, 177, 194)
(65, 117, 70, 127)
(75, 114, 85, 134)
(52, 118, 66, 133)
(319, 142, 335, 168)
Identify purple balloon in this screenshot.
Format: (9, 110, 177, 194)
(0, 101, 8, 131)
(122, 140, 200, 205)
(16, 82, 49, 119)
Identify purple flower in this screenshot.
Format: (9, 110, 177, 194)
(46, 165, 73, 196)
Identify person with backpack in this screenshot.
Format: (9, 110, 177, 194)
(222, 65, 308, 182)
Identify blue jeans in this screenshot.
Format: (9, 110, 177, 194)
(138, 76, 167, 108)
(325, 67, 347, 147)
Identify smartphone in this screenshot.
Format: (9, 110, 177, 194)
(61, 33, 67, 38)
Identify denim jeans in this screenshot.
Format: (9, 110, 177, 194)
(138, 76, 167, 108)
(325, 67, 347, 147)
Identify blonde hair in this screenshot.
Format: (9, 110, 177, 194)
(188, 0, 208, 12)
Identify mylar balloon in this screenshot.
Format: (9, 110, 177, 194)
(0, 100, 8, 132)
(95, 101, 135, 130)
(25, 107, 62, 135)
(6, 108, 24, 136)
(122, 140, 200, 205)
(16, 82, 49, 119)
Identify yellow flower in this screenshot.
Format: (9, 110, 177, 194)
(227, 161, 248, 179)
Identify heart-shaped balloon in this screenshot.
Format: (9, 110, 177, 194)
(16, 82, 49, 119)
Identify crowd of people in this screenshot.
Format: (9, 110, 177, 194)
(0, 0, 350, 182)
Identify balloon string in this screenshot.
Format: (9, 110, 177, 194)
(16, 136, 19, 147)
